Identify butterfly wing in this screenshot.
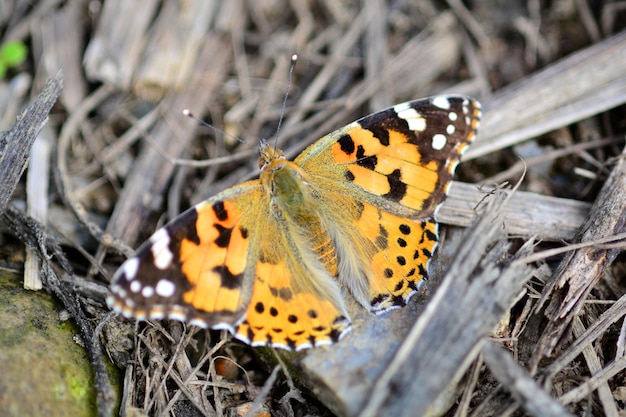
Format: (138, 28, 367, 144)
(234, 212, 350, 349)
(108, 181, 350, 350)
(108, 183, 261, 328)
(294, 95, 481, 312)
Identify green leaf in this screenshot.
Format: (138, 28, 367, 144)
(0, 41, 28, 67)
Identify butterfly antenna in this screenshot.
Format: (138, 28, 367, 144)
(183, 109, 246, 145)
(272, 53, 298, 150)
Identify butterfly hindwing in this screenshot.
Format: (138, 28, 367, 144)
(231, 175, 351, 349)
(234, 253, 350, 350)
(352, 201, 439, 312)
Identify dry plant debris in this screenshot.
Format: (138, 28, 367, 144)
(0, 1, 625, 417)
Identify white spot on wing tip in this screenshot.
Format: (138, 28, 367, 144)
(432, 133, 447, 150)
(121, 258, 140, 280)
(393, 101, 410, 112)
(129, 280, 141, 293)
(151, 227, 169, 241)
(156, 279, 176, 297)
(150, 229, 174, 270)
(432, 96, 451, 110)
(394, 103, 426, 132)
(141, 286, 154, 298)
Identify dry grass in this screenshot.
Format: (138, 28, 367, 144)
(1, 1, 626, 416)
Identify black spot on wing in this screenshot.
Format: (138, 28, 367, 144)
(241, 321, 255, 342)
(399, 224, 411, 235)
(329, 320, 346, 342)
(214, 265, 243, 289)
(213, 224, 232, 248)
(391, 294, 405, 307)
(418, 264, 428, 278)
(356, 145, 377, 170)
(213, 201, 229, 221)
(367, 125, 390, 146)
(371, 294, 388, 307)
(382, 169, 407, 202)
(338, 134, 355, 155)
(358, 106, 413, 145)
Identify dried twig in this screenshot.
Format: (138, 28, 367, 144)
(532, 145, 626, 365)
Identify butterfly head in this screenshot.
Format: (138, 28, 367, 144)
(258, 140, 285, 171)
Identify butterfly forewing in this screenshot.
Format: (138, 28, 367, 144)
(108, 184, 261, 329)
(296, 95, 480, 217)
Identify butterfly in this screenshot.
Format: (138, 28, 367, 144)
(107, 95, 481, 351)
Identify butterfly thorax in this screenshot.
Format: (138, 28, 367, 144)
(260, 147, 339, 278)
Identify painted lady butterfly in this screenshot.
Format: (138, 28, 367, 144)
(108, 95, 481, 350)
